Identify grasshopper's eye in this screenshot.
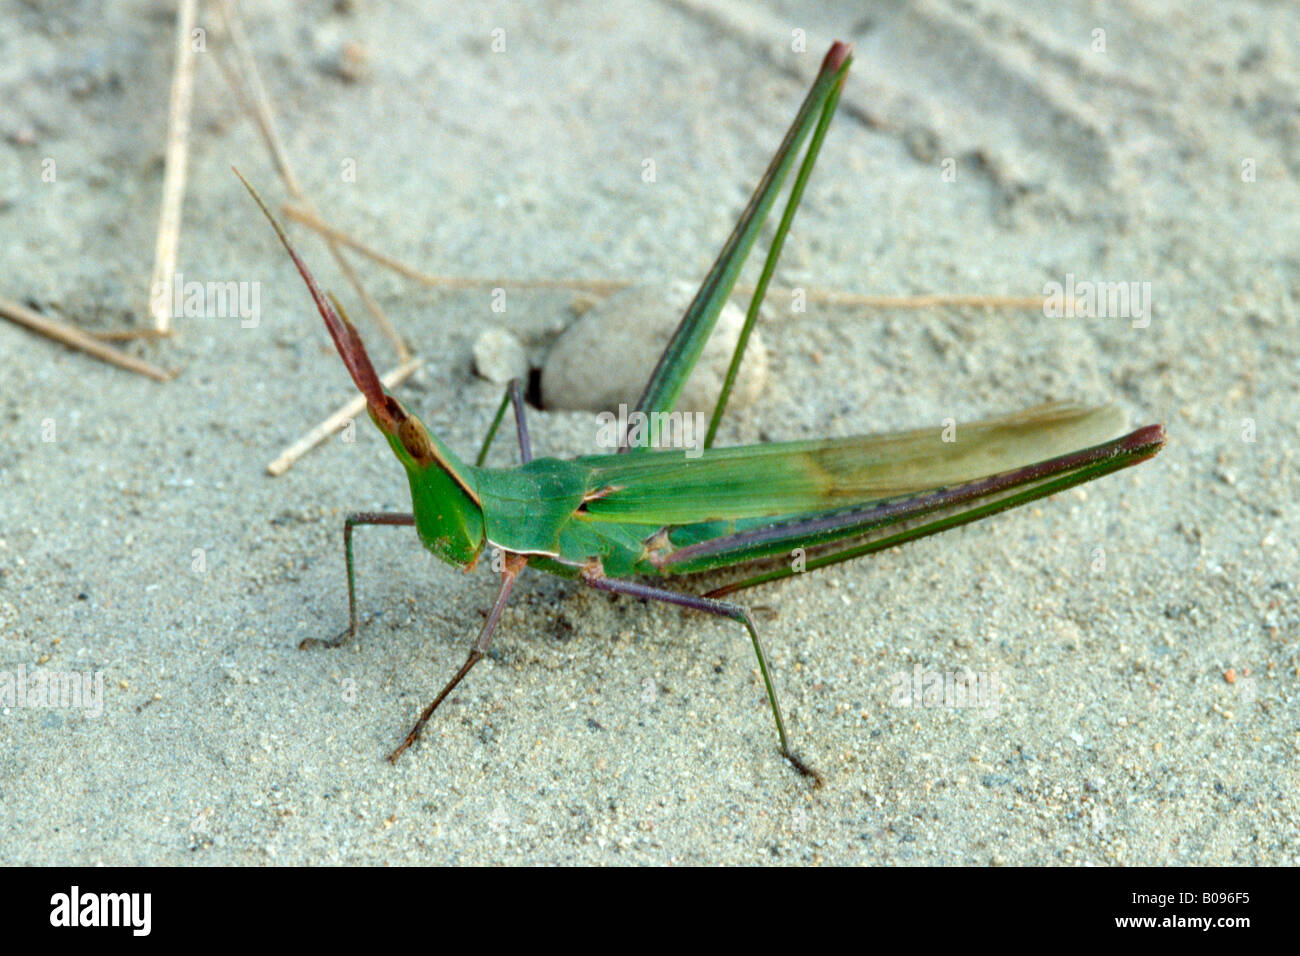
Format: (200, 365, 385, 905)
(398, 416, 435, 465)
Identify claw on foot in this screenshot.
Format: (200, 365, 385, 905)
(299, 629, 353, 651)
(783, 749, 825, 788)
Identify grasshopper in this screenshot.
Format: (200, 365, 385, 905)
(238, 42, 1164, 783)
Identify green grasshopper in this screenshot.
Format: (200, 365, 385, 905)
(238, 42, 1164, 784)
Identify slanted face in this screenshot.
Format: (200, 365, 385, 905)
(378, 406, 487, 570)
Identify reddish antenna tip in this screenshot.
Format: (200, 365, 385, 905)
(823, 40, 853, 72)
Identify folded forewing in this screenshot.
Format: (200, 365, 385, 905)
(577, 403, 1126, 526)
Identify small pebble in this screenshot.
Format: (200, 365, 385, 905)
(472, 328, 529, 384)
(337, 42, 370, 83)
(541, 280, 767, 415)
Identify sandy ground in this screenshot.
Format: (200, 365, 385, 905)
(1, 0, 1296, 865)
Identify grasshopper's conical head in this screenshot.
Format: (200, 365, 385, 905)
(380, 407, 486, 570)
(237, 169, 486, 568)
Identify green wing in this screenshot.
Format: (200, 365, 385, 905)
(577, 403, 1126, 525)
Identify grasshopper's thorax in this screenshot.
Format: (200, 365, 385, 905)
(378, 405, 486, 569)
